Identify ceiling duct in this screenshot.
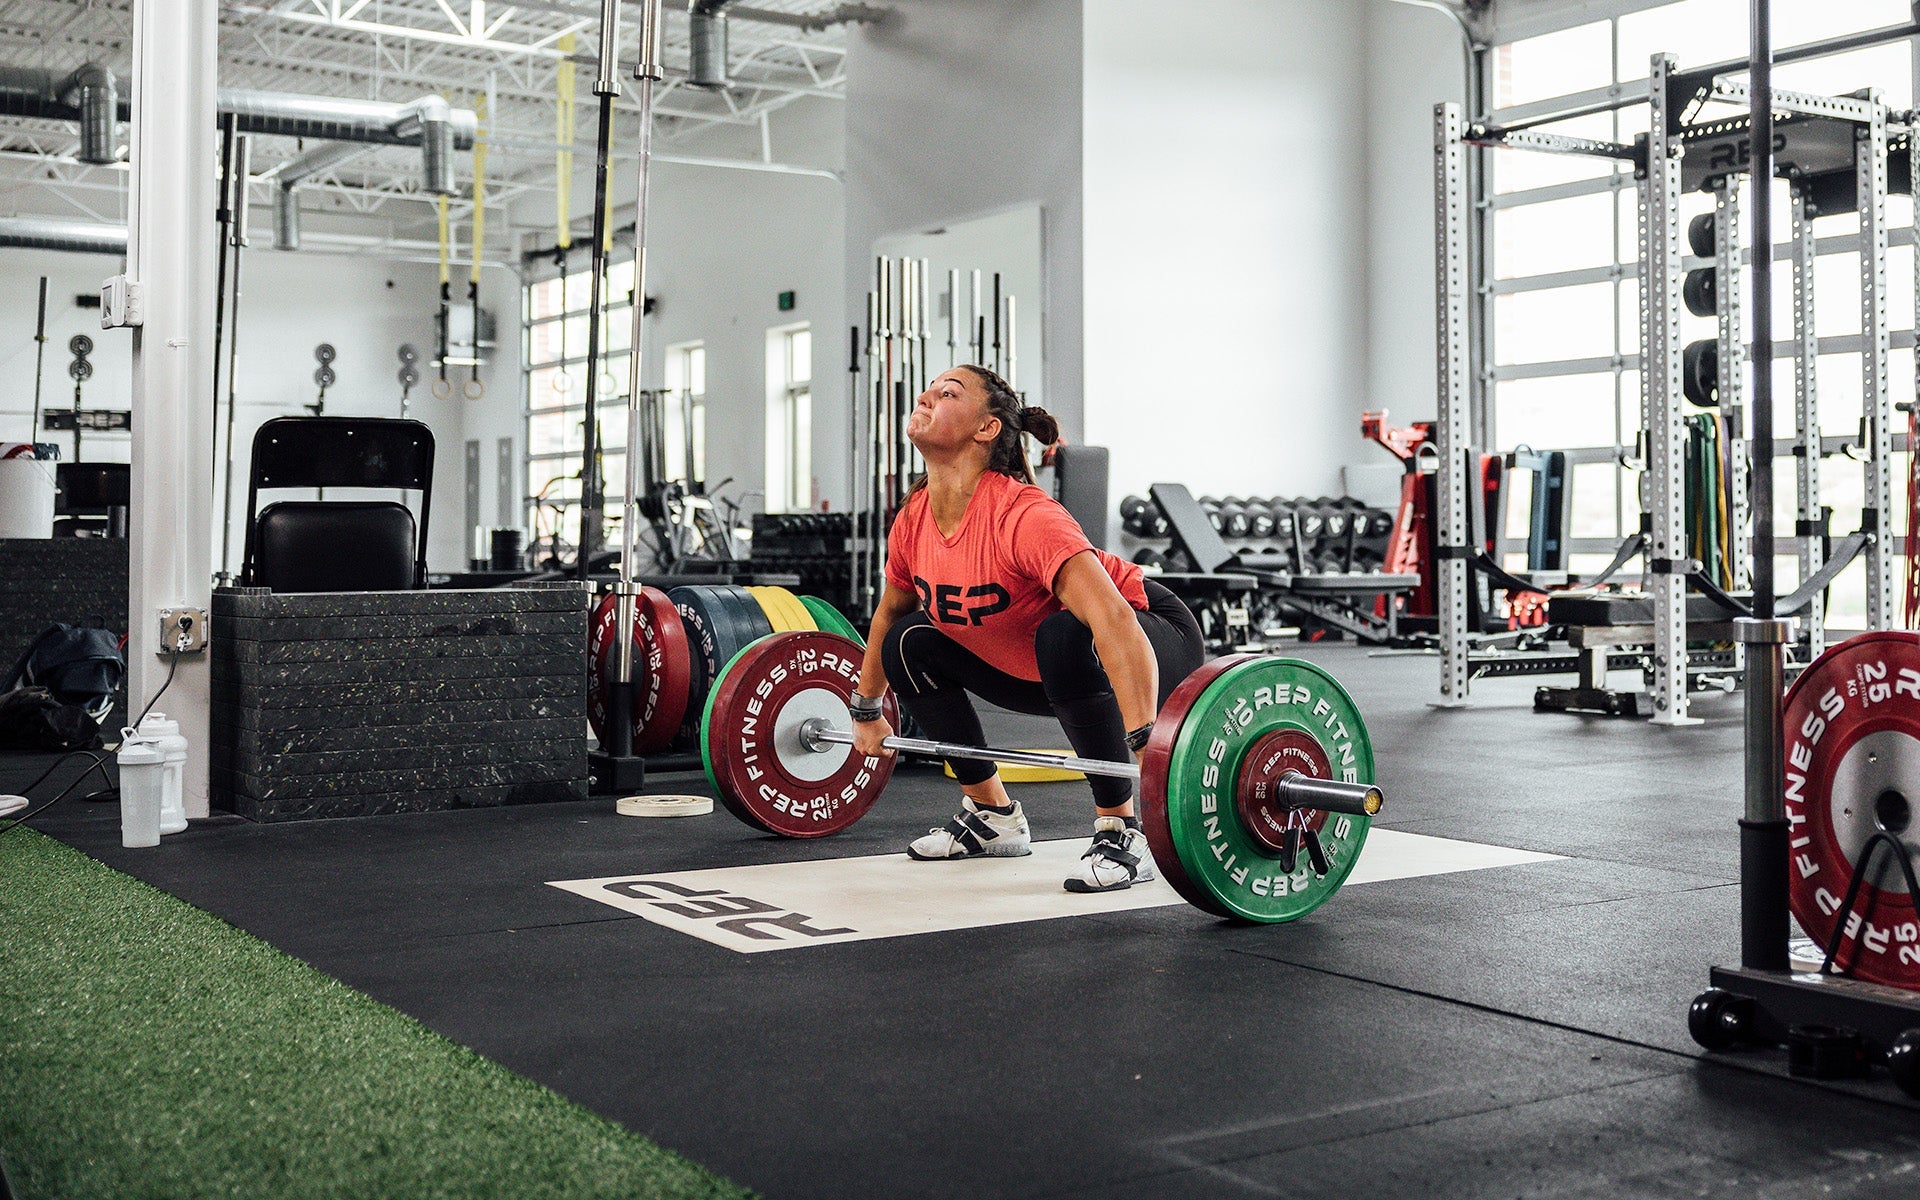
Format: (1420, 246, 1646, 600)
(265, 142, 372, 251)
(0, 67, 471, 187)
(0, 215, 126, 255)
(689, 0, 732, 90)
(0, 63, 119, 164)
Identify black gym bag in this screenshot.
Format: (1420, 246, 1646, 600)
(0, 686, 101, 753)
(2, 622, 126, 726)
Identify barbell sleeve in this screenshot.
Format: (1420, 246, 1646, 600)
(796, 720, 1383, 816)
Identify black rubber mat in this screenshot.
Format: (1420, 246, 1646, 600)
(15, 645, 1920, 1199)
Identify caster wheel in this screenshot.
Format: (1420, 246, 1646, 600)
(1688, 988, 1752, 1051)
(1885, 1029, 1920, 1099)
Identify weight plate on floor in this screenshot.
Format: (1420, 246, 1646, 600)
(799, 595, 863, 644)
(67, 357, 92, 382)
(1783, 631, 1920, 988)
(1140, 655, 1375, 923)
(717, 584, 776, 648)
(68, 333, 93, 358)
(747, 586, 797, 632)
(702, 631, 896, 837)
(315, 342, 336, 364)
(762, 585, 816, 633)
(588, 586, 693, 754)
(670, 585, 734, 715)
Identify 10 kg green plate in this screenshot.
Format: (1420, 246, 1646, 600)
(1141, 655, 1375, 923)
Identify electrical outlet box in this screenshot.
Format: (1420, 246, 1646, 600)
(157, 607, 208, 654)
(101, 275, 143, 328)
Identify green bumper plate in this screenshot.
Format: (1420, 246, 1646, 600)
(1142, 655, 1375, 923)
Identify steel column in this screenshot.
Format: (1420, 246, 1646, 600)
(124, 0, 218, 815)
(1714, 177, 1750, 591)
(1434, 103, 1472, 705)
(1642, 54, 1696, 725)
(1858, 100, 1894, 630)
(1790, 185, 1826, 655)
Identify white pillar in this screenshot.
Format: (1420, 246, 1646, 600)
(118, 0, 218, 817)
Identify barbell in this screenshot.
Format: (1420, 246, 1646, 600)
(695, 627, 1386, 924)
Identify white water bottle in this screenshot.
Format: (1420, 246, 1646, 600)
(117, 735, 165, 849)
(137, 713, 189, 834)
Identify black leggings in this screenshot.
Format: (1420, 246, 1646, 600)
(880, 580, 1205, 809)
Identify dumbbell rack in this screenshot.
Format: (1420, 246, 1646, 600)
(1116, 493, 1396, 647)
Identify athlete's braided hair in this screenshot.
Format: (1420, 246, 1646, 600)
(958, 363, 1058, 485)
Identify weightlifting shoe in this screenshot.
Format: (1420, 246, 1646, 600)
(907, 798, 1032, 860)
(1063, 817, 1155, 893)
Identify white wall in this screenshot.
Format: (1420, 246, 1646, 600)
(842, 0, 1085, 493)
(1082, 0, 1371, 517)
(1363, 1, 1473, 434)
(0, 247, 458, 570)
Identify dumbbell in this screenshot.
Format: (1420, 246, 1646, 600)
(1200, 498, 1226, 533)
(1220, 501, 1252, 538)
(1119, 495, 1155, 537)
(1163, 546, 1197, 573)
(1246, 500, 1277, 539)
(1132, 547, 1165, 570)
(1316, 498, 1350, 542)
(1294, 500, 1326, 545)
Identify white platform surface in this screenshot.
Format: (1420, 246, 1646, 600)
(548, 829, 1563, 954)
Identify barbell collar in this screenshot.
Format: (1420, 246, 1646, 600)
(1274, 770, 1384, 818)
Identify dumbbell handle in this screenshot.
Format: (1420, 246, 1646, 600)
(797, 719, 1383, 816)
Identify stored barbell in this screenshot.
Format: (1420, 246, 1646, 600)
(697, 628, 1385, 923)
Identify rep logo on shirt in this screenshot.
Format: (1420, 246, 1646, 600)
(913, 576, 1012, 627)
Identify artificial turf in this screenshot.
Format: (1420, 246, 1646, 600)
(0, 828, 754, 1200)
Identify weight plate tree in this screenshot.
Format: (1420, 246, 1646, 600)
(1140, 653, 1376, 923)
(587, 585, 691, 754)
(1783, 631, 1920, 988)
(702, 629, 898, 837)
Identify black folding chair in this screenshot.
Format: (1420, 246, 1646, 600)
(240, 417, 434, 592)
(54, 462, 129, 538)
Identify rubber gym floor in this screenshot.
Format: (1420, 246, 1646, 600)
(11, 641, 1920, 1199)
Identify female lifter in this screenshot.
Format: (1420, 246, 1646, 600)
(851, 365, 1205, 892)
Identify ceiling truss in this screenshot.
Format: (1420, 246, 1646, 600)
(0, 0, 851, 248)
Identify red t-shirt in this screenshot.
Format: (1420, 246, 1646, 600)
(885, 471, 1148, 680)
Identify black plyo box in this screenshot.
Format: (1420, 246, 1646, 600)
(210, 583, 588, 822)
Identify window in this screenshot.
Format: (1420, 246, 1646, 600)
(662, 341, 707, 487)
(766, 324, 812, 513)
(1486, 1, 1915, 628)
(522, 257, 636, 557)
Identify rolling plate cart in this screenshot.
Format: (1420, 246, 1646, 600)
(1689, 1, 1920, 1100)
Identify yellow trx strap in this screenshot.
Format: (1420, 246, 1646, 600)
(557, 34, 575, 250)
(436, 195, 450, 287)
(470, 95, 488, 286)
